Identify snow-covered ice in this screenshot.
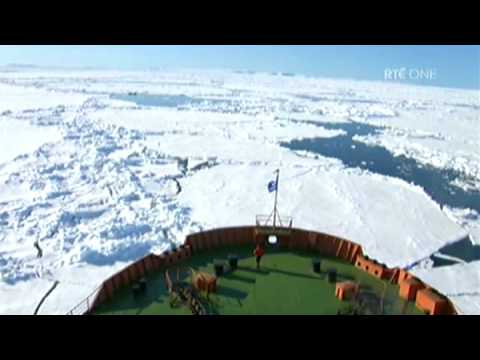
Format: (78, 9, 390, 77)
(178, 164, 464, 268)
(412, 261, 480, 315)
(0, 69, 478, 314)
(0, 117, 62, 165)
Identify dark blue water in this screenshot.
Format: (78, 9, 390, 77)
(431, 236, 480, 267)
(281, 120, 480, 214)
(110, 93, 252, 113)
(110, 93, 296, 114)
(281, 119, 480, 266)
(111, 94, 206, 108)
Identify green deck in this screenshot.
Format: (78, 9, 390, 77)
(94, 246, 424, 315)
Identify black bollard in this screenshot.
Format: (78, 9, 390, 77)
(327, 269, 337, 283)
(228, 255, 238, 270)
(312, 258, 321, 273)
(214, 260, 225, 277)
(132, 283, 141, 297)
(139, 278, 147, 293)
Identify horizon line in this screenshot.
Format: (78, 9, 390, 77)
(1, 63, 478, 92)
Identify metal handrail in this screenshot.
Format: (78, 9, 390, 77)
(66, 285, 102, 315)
(256, 215, 293, 228)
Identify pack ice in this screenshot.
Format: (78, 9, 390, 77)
(0, 69, 478, 314)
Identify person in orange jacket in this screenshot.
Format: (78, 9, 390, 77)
(253, 244, 265, 269)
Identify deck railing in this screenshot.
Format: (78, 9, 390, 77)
(66, 285, 102, 315)
(255, 215, 293, 228)
(65, 225, 458, 315)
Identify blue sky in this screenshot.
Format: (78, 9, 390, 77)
(0, 45, 478, 89)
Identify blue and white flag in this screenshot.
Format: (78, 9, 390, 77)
(268, 180, 277, 193)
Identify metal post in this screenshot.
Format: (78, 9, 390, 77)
(273, 169, 279, 229)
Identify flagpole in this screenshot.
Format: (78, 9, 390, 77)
(273, 169, 279, 229)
